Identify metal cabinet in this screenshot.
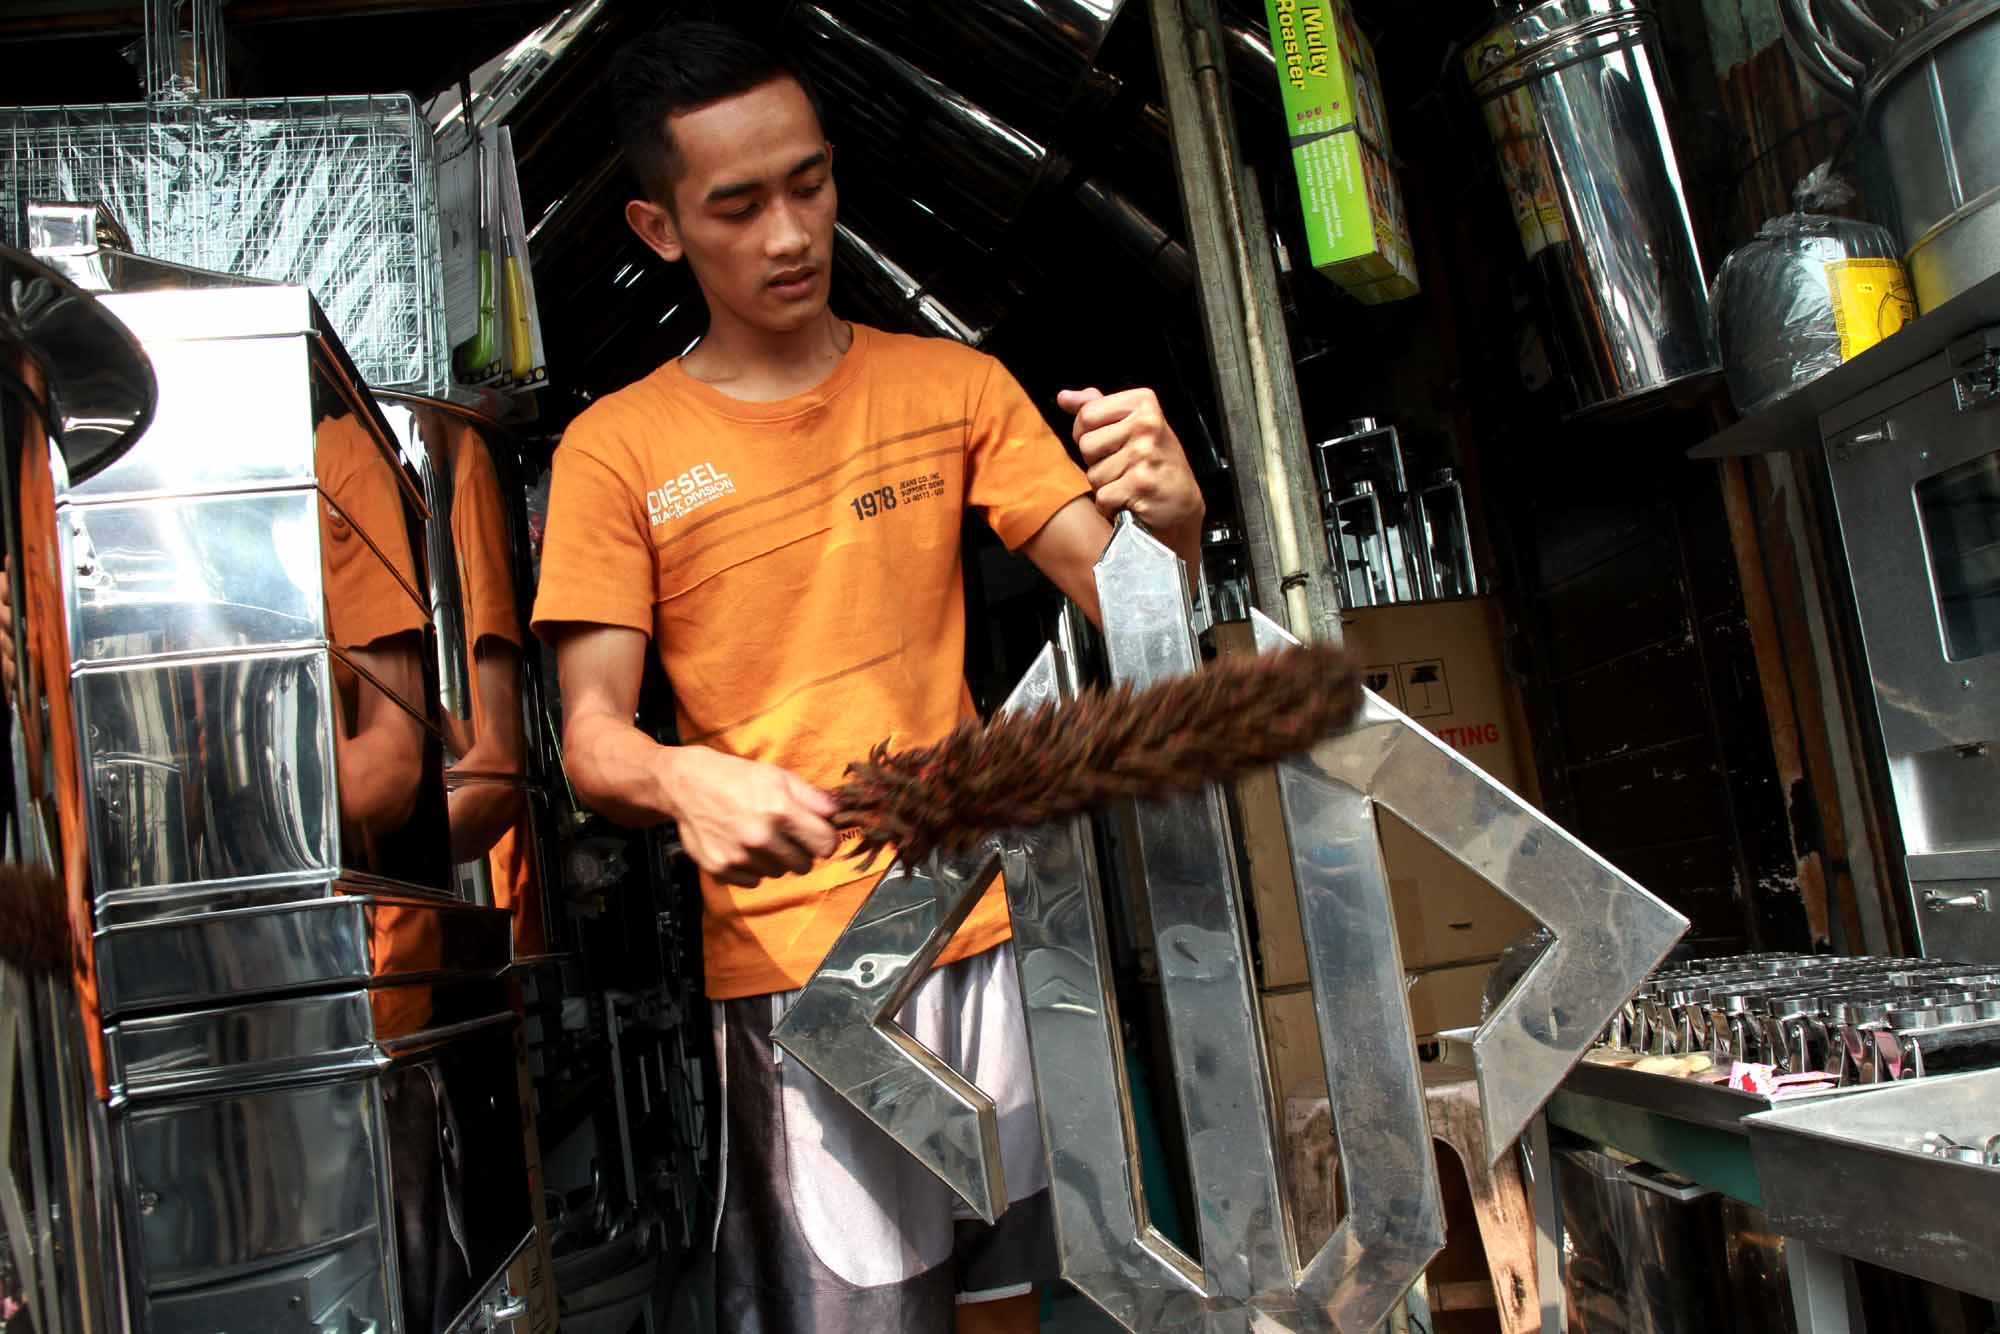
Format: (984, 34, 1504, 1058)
(1825, 327, 2000, 960)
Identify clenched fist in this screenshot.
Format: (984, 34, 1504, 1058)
(1057, 386, 1204, 561)
(662, 746, 840, 889)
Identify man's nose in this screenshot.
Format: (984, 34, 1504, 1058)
(765, 199, 809, 258)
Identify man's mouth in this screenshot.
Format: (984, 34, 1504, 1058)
(769, 267, 817, 294)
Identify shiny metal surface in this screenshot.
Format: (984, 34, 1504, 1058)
(107, 990, 379, 1100)
(1094, 518, 1326, 1328)
(787, 4, 1048, 248)
(1746, 1066, 2000, 1299)
(805, 0, 1122, 139)
(5, 243, 532, 1331)
(1, 242, 157, 483)
(63, 489, 326, 664)
(1555, 1145, 1729, 1333)
(380, 391, 557, 957)
(3, 242, 153, 1334)
(1004, 627, 1211, 1330)
(1778, 0, 2000, 307)
(834, 225, 989, 346)
(771, 648, 1072, 1225)
(1607, 952, 2000, 1085)
(116, 1008, 531, 1333)
(123, 1076, 386, 1288)
(1253, 605, 1687, 1157)
(64, 289, 319, 504)
(1466, 0, 1719, 412)
(95, 887, 513, 1017)
(74, 649, 453, 897)
(1865, 1, 2000, 310)
(145, 1233, 388, 1334)
(1152, 0, 1341, 642)
(779, 515, 1678, 1329)
(1823, 339, 2000, 961)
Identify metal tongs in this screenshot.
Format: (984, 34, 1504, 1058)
(1918, 1130, 2000, 1166)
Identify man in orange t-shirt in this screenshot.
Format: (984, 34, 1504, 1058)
(530, 22, 1204, 1333)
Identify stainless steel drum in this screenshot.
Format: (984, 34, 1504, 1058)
(1864, 0, 2000, 311)
(1466, 0, 1720, 412)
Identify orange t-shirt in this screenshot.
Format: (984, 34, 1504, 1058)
(531, 324, 1089, 998)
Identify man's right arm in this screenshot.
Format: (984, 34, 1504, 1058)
(553, 623, 840, 889)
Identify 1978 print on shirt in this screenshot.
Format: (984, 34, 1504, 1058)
(850, 470, 946, 521)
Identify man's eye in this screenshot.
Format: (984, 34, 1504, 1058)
(795, 181, 825, 198)
(725, 203, 758, 220)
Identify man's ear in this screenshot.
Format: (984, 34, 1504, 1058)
(625, 196, 684, 264)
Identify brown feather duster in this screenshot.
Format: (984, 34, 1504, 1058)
(831, 640, 1359, 868)
(0, 860, 77, 976)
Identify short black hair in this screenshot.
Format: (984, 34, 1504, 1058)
(609, 19, 824, 208)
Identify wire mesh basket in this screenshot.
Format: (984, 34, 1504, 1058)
(1, 95, 448, 394)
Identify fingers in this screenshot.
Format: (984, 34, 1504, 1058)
(778, 806, 839, 861)
(1093, 477, 1135, 520)
(1067, 387, 1156, 434)
(1084, 444, 1131, 492)
(708, 838, 809, 888)
(1055, 387, 1103, 417)
(785, 772, 839, 820)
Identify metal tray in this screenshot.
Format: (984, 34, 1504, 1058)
(1745, 1068, 2000, 1300)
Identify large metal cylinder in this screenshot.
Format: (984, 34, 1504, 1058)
(1466, 0, 1719, 413)
(1864, 0, 2000, 312)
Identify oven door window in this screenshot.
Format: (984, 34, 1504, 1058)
(1917, 450, 2000, 662)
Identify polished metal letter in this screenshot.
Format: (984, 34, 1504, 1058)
(771, 643, 1080, 1225)
(1246, 611, 1689, 1161)
(777, 516, 1687, 1332)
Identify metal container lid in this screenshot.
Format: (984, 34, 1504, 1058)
(1467, 0, 1652, 99)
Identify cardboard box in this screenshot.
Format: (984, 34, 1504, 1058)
(1313, 132, 1420, 303)
(1217, 599, 1542, 990)
(1340, 597, 1538, 802)
(1405, 960, 1497, 1038)
(1261, 987, 1330, 1108)
(1263, 0, 1419, 303)
(1380, 808, 1534, 971)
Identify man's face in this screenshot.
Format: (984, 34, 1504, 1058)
(636, 77, 837, 335)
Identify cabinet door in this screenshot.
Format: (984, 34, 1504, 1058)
(1828, 355, 2000, 958)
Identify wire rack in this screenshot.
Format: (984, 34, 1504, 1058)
(0, 95, 448, 394)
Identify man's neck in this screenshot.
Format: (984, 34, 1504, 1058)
(681, 307, 853, 403)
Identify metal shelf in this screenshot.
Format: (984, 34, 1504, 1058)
(1690, 267, 2000, 459)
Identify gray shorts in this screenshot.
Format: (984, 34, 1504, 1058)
(710, 942, 1057, 1332)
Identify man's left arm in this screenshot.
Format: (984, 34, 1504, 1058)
(1018, 387, 1204, 627)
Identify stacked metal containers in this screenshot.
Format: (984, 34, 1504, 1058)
(33, 224, 531, 1332)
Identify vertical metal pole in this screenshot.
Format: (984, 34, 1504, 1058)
(1783, 1238, 1856, 1334)
(604, 995, 640, 1214)
(1149, 0, 1343, 645)
(1524, 1114, 1567, 1334)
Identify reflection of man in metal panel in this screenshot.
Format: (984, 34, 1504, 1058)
(314, 405, 440, 1033)
(316, 406, 430, 845)
(2, 352, 107, 1091)
(424, 407, 547, 956)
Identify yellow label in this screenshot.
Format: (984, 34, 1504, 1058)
(1825, 258, 1915, 361)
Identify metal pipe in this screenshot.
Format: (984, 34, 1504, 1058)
(1148, 0, 1340, 643)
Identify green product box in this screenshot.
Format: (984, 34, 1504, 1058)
(1264, 0, 1419, 303)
